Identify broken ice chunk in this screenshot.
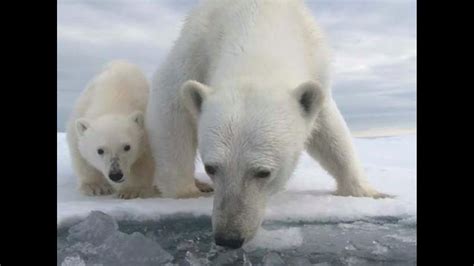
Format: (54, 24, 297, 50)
(371, 240, 389, 255)
(184, 251, 210, 266)
(101, 231, 173, 265)
(262, 252, 285, 266)
(60, 255, 86, 266)
(67, 211, 118, 245)
(286, 257, 312, 266)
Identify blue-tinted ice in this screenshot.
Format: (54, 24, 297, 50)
(57, 211, 416, 265)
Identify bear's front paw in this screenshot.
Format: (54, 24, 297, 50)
(117, 187, 156, 199)
(195, 179, 214, 193)
(334, 185, 393, 199)
(80, 182, 114, 196)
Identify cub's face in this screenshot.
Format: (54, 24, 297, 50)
(181, 80, 326, 248)
(75, 112, 145, 185)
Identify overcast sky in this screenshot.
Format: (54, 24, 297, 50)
(57, 0, 416, 132)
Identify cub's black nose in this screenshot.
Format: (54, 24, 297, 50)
(214, 236, 244, 249)
(108, 171, 123, 182)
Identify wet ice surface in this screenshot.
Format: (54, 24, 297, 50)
(58, 211, 416, 266)
(58, 211, 173, 265)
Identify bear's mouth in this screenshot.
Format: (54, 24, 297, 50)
(113, 178, 125, 183)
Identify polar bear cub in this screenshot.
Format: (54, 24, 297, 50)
(66, 60, 156, 199)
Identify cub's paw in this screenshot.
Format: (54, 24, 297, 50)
(79, 182, 114, 196)
(117, 187, 156, 199)
(195, 179, 214, 193)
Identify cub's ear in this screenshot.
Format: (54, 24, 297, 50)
(129, 111, 145, 128)
(180, 80, 213, 119)
(292, 80, 327, 119)
(75, 118, 90, 137)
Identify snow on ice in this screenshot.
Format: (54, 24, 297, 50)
(57, 132, 416, 227)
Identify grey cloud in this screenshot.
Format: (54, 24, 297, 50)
(57, 0, 416, 132)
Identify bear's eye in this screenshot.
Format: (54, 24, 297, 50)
(97, 148, 104, 155)
(204, 165, 217, 176)
(254, 170, 271, 178)
(124, 144, 131, 152)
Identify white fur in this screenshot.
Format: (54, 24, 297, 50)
(147, 0, 387, 245)
(67, 60, 156, 199)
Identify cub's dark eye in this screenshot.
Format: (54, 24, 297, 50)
(254, 170, 271, 178)
(124, 144, 131, 151)
(204, 165, 217, 176)
(97, 148, 104, 155)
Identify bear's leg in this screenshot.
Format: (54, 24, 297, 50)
(146, 99, 205, 198)
(72, 155, 113, 196)
(305, 99, 389, 198)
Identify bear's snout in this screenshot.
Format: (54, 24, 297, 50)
(108, 158, 124, 183)
(108, 171, 124, 183)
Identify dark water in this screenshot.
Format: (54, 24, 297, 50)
(57, 211, 416, 266)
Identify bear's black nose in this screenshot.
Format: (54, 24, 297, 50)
(108, 171, 123, 182)
(214, 235, 244, 249)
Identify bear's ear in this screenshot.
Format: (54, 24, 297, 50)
(292, 80, 327, 119)
(129, 111, 144, 128)
(75, 118, 90, 137)
(180, 80, 213, 119)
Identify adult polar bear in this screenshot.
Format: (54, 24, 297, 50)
(147, 0, 388, 248)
